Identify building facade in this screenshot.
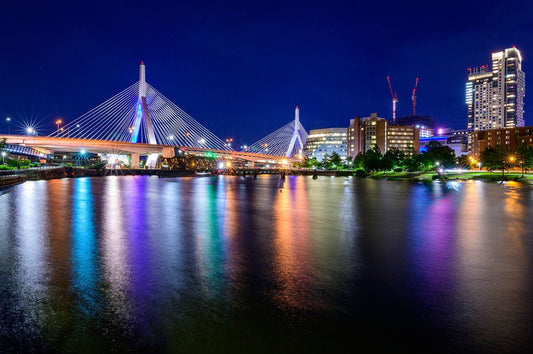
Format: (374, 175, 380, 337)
(347, 117, 361, 159)
(360, 113, 387, 153)
(396, 115, 435, 138)
(467, 47, 525, 132)
(470, 126, 533, 158)
(303, 128, 348, 161)
(387, 126, 419, 155)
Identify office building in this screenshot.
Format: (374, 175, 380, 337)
(360, 113, 387, 153)
(303, 128, 348, 161)
(387, 126, 419, 155)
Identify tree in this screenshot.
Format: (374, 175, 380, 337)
(353, 152, 365, 169)
(382, 148, 406, 171)
(362, 145, 383, 172)
(480, 146, 505, 171)
(422, 141, 456, 169)
(516, 144, 533, 172)
(296, 156, 319, 169)
(456, 154, 473, 169)
(322, 152, 343, 170)
(404, 153, 424, 172)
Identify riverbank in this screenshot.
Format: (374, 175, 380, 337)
(370, 170, 533, 183)
(0, 175, 26, 188)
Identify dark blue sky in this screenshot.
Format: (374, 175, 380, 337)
(1, 0, 532, 146)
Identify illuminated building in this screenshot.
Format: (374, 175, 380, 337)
(303, 128, 347, 161)
(467, 47, 525, 132)
(470, 126, 533, 158)
(348, 113, 420, 156)
(347, 117, 361, 159)
(395, 115, 435, 138)
(420, 129, 469, 156)
(360, 113, 387, 152)
(387, 125, 419, 155)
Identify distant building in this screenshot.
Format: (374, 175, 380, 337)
(303, 127, 347, 161)
(419, 129, 469, 156)
(470, 126, 533, 158)
(360, 113, 387, 153)
(347, 113, 420, 156)
(347, 117, 361, 159)
(395, 115, 435, 138)
(466, 47, 525, 131)
(387, 126, 419, 156)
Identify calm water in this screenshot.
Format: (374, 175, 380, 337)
(1, 175, 533, 353)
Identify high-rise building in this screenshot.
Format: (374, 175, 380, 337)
(466, 47, 525, 132)
(303, 128, 348, 161)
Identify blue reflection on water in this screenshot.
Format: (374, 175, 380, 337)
(71, 177, 98, 315)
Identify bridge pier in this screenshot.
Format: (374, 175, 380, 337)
(131, 153, 140, 169)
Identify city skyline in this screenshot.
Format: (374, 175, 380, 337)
(1, 1, 532, 146)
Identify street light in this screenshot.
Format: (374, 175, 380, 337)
(6, 117, 11, 134)
(509, 156, 515, 174)
(55, 119, 62, 133)
(1, 151, 6, 164)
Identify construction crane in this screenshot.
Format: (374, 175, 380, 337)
(386, 76, 398, 122)
(411, 77, 419, 116)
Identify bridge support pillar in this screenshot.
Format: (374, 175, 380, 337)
(131, 153, 140, 169)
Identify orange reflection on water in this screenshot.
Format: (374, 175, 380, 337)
(272, 176, 315, 310)
(455, 181, 529, 345)
(502, 182, 527, 239)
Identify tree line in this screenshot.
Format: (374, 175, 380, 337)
(296, 141, 533, 174)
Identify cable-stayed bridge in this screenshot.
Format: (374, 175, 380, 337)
(245, 106, 308, 158)
(1, 62, 308, 168)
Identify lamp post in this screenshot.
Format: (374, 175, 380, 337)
(55, 119, 62, 133)
(6, 117, 11, 134)
(1, 151, 6, 164)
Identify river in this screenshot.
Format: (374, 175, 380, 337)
(1, 175, 532, 353)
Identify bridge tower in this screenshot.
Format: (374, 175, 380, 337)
(131, 61, 157, 145)
(285, 106, 305, 157)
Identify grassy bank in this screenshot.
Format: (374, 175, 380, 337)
(369, 170, 533, 183)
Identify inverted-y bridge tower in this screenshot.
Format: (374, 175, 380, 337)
(247, 106, 308, 157)
(286, 106, 305, 157)
(131, 62, 157, 144)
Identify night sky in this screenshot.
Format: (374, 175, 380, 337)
(1, 0, 532, 146)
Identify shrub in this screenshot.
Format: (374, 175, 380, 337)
(354, 169, 367, 177)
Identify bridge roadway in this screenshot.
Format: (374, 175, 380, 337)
(0, 135, 298, 167)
